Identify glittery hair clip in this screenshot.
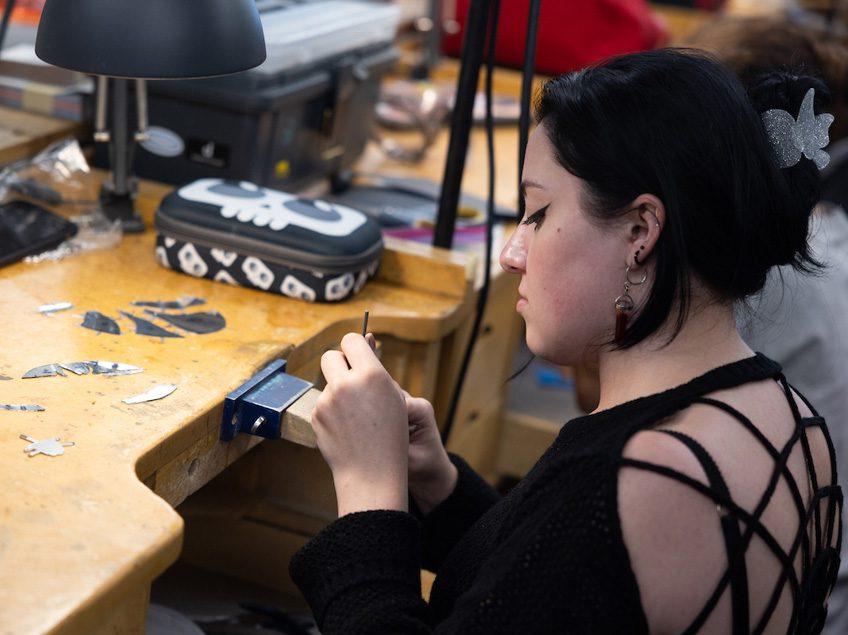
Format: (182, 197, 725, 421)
(761, 87, 834, 170)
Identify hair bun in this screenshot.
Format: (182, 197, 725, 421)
(746, 70, 828, 270)
(748, 70, 830, 119)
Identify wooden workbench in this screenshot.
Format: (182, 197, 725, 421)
(0, 179, 481, 633)
(0, 60, 527, 632)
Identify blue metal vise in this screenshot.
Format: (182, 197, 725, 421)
(220, 359, 313, 441)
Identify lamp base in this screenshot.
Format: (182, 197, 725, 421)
(100, 185, 144, 234)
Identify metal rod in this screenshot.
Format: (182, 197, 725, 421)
(134, 79, 149, 142)
(111, 78, 129, 196)
(94, 76, 110, 142)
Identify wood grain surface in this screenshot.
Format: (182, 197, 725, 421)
(0, 180, 474, 634)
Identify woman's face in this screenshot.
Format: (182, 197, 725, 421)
(499, 125, 630, 365)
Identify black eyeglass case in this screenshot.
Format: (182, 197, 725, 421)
(154, 178, 382, 302)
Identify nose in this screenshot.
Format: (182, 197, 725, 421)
(499, 225, 528, 274)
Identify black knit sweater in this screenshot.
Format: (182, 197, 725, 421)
(289, 354, 841, 633)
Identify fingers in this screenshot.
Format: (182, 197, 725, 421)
(365, 333, 376, 351)
(340, 332, 383, 372)
(321, 349, 350, 385)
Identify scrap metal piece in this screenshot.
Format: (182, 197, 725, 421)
(23, 363, 67, 378)
(87, 361, 143, 376)
(122, 384, 177, 404)
(144, 310, 226, 335)
(19, 434, 74, 457)
(81, 310, 121, 335)
(131, 296, 205, 309)
(38, 302, 73, 314)
(1, 404, 45, 411)
(0, 374, 11, 380)
(60, 362, 91, 376)
(119, 311, 182, 338)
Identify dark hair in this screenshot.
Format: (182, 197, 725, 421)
(535, 49, 825, 348)
(685, 14, 848, 141)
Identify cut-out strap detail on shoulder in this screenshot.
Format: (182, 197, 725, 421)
(617, 379, 841, 634)
(657, 429, 749, 634)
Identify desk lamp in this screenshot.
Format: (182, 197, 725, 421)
(34, 0, 266, 233)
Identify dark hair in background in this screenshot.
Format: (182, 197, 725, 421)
(685, 14, 848, 141)
(535, 49, 825, 349)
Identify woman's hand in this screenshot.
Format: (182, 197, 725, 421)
(362, 333, 457, 513)
(402, 390, 458, 514)
(313, 332, 409, 517)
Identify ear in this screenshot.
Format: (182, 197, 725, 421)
(621, 194, 665, 268)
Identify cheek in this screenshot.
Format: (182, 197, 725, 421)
(524, 224, 622, 359)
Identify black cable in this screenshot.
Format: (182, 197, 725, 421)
(441, 0, 500, 445)
(433, 0, 491, 249)
(517, 0, 542, 221)
(0, 0, 16, 54)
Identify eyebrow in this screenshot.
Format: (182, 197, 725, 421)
(519, 179, 546, 201)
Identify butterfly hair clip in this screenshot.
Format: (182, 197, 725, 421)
(761, 87, 834, 170)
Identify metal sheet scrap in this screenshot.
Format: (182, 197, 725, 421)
(20, 434, 74, 457)
(1, 404, 44, 411)
(81, 310, 121, 335)
(131, 296, 205, 309)
(23, 361, 143, 378)
(38, 302, 73, 314)
(144, 310, 226, 335)
(22, 363, 67, 378)
(120, 311, 182, 338)
(122, 384, 177, 404)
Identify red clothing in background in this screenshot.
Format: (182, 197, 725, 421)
(442, 0, 668, 75)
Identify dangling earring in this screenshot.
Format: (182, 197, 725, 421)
(614, 264, 648, 341)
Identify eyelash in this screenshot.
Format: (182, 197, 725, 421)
(521, 204, 549, 230)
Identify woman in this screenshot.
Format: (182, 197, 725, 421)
(289, 50, 842, 633)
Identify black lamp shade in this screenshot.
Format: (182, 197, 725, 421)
(35, 0, 266, 79)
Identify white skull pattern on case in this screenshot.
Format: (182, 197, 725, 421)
(211, 248, 238, 267)
(214, 270, 239, 286)
(242, 257, 274, 289)
(178, 243, 208, 277)
(353, 270, 368, 293)
(176, 178, 367, 237)
(156, 246, 169, 267)
(325, 273, 355, 301)
(281, 274, 316, 301)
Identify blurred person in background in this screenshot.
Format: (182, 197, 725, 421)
(676, 14, 848, 633)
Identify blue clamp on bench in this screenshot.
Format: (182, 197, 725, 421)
(220, 359, 314, 441)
